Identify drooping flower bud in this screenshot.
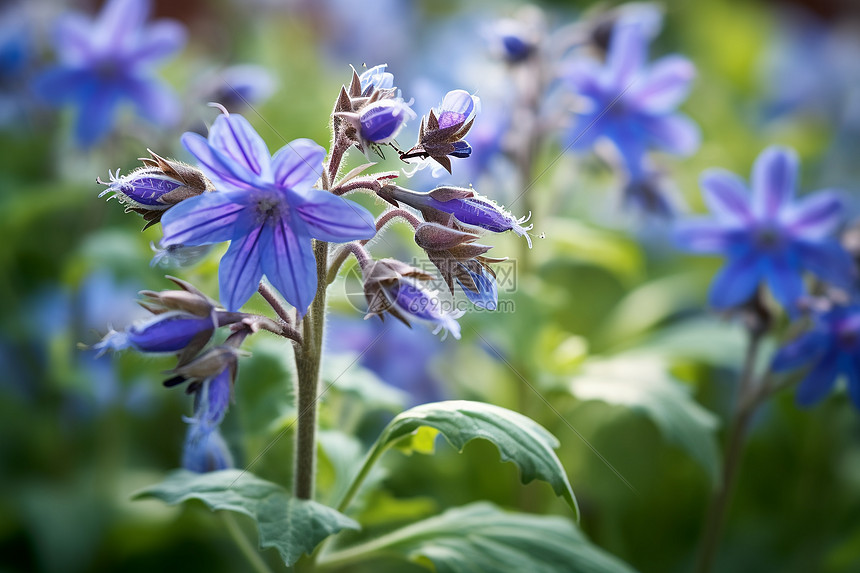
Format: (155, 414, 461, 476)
(361, 258, 461, 338)
(414, 221, 504, 308)
(137, 275, 218, 317)
(98, 150, 212, 229)
(333, 64, 405, 154)
(180, 364, 236, 473)
(400, 90, 480, 174)
(378, 185, 534, 247)
(93, 311, 215, 357)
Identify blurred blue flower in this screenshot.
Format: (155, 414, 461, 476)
(675, 146, 855, 311)
(563, 21, 699, 178)
(0, 6, 32, 127)
(182, 366, 234, 472)
(203, 64, 277, 110)
(161, 111, 376, 313)
(329, 315, 447, 405)
(773, 304, 860, 408)
(32, 0, 186, 147)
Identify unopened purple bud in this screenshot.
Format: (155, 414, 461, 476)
(94, 312, 214, 355)
(502, 34, 532, 61)
(359, 64, 395, 96)
(437, 90, 479, 130)
(385, 281, 462, 339)
(359, 100, 415, 143)
(456, 264, 498, 310)
(99, 168, 183, 209)
(450, 141, 472, 158)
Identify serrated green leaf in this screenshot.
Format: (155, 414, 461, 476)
(319, 502, 637, 573)
(133, 470, 359, 566)
(360, 400, 578, 515)
(569, 355, 721, 483)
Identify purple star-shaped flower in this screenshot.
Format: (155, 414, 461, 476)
(675, 146, 855, 311)
(772, 304, 860, 409)
(32, 0, 185, 147)
(161, 111, 377, 313)
(563, 21, 699, 177)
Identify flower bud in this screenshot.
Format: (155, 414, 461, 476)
(99, 150, 212, 229)
(362, 258, 462, 339)
(182, 425, 234, 473)
(379, 185, 534, 247)
(400, 90, 479, 173)
(358, 99, 416, 144)
(93, 311, 215, 356)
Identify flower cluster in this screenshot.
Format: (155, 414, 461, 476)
(93, 63, 529, 468)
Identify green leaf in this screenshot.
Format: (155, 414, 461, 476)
(133, 470, 359, 566)
(319, 502, 637, 573)
(352, 400, 578, 515)
(569, 355, 721, 483)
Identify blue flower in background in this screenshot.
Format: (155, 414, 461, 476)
(161, 111, 376, 313)
(32, 0, 186, 146)
(773, 304, 860, 408)
(182, 366, 234, 472)
(675, 146, 855, 311)
(563, 21, 699, 178)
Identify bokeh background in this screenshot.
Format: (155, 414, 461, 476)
(2, 0, 860, 571)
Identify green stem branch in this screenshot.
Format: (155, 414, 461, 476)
(220, 512, 274, 573)
(694, 329, 764, 573)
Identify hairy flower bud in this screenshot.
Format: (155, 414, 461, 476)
(93, 311, 215, 357)
(99, 150, 212, 229)
(358, 99, 416, 144)
(415, 222, 504, 308)
(378, 185, 534, 247)
(401, 90, 479, 173)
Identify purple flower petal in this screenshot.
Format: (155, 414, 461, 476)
(674, 219, 738, 253)
(125, 76, 180, 126)
(632, 55, 695, 114)
(607, 23, 646, 87)
(796, 239, 856, 289)
(846, 357, 860, 409)
(796, 348, 841, 406)
(161, 191, 255, 246)
(32, 67, 88, 106)
(208, 113, 272, 181)
(219, 223, 267, 311)
(764, 252, 805, 312)
(783, 190, 843, 239)
(700, 169, 753, 223)
(293, 190, 376, 242)
(181, 132, 259, 191)
(772, 331, 828, 371)
(261, 215, 316, 314)
(126, 20, 186, 64)
(271, 138, 325, 190)
(74, 81, 122, 147)
(643, 113, 700, 155)
(708, 249, 762, 309)
(54, 13, 93, 65)
(752, 146, 798, 219)
(95, 0, 149, 55)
